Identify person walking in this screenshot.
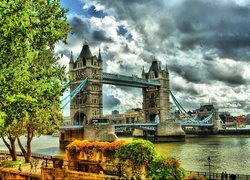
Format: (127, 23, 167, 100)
(41, 157, 45, 167)
(221, 171, 224, 180)
(225, 171, 228, 180)
(34, 159, 38, 172)
(18, 161, 22, 172)
(30, 162, 34, 172)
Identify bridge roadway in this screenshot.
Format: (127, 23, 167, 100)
(59, 123, 214, 132)
(102, 72, 161, 88)
(114, 123, 214, 132)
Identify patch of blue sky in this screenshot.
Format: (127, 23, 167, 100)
(60, 0, 107, 18)
(117, 25, 133, 41)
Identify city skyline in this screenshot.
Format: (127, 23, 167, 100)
(57, 0, 250, 116)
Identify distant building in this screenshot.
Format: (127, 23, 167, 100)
(105, 108, 145, 124)
(62, 116, 70, 125)
(219, 112, 248, 127)
(193, 103, 219, 123)
(105, 110, 124, 124)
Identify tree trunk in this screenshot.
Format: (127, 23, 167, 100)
(1, 134, 17, 161)
(17, 130, 33, 163)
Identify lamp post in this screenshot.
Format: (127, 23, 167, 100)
(208, 156, 211, 180)
(204, 156, 212, 180)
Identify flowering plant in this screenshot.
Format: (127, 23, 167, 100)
(66, 140, 126, 159)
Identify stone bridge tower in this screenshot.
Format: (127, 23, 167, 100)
(69, 41, 103, 125)
(142, 58, 170, 123)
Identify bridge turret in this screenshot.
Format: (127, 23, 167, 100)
(69, 41, 103, 125)
(142, 57, 170, 123)
(98, 48, 102, 61)
(141, 66, 146, 78)
(69, 51, 74, 70)
(165, 64, 169, 73)
(69, 51, 74, 80)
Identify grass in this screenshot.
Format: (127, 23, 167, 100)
(1, 160, 29, 167)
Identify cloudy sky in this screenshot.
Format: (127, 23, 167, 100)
(57, 0, 250, 117)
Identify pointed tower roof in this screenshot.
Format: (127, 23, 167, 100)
(142, 66, 145, 75)
(69, 51, 74, 64)
(148, 57, 159, 78)
(79, 41, 92, 59)
(98, 48, 102, 61)
(165, 64, 169, 72)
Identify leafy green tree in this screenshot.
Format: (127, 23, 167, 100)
(0, 0, 71, 162)
(116, 139, 156, 166)
(146, 155, 185, 180)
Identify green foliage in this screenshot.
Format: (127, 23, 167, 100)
(0, 0, 71, 162)
(115, 139, 156, 166)
(146, 154, 185, 180)
(0, 0, 70, 133)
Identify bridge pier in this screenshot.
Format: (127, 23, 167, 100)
(133, 122, 185, 142)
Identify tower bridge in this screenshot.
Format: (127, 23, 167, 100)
(59, 41, 220, 148)
(68, 41, 170, 125)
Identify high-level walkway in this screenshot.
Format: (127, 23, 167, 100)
(102, 72, 160, 88)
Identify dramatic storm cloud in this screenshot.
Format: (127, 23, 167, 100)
(58, 0, 250, 116)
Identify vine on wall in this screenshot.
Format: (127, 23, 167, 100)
(66, 139, 186, 180)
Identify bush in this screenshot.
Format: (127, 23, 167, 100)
(115, 139, 156, 166)
(146, 154, 185, 180)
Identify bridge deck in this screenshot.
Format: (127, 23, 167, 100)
(102, 72, 160, 88)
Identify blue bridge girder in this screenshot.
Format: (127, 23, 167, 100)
(102, 72, 160, 88)
(114, 123, 157, 132)
(114, 123, 214, 132)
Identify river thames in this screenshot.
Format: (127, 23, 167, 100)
(0, 135, 249, 175)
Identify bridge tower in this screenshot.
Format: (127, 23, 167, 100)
(69, 41, 103, 125)
(142, 58, 170, 123)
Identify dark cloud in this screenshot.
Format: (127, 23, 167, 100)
(68, 16, 91, 39)
(169, 64, 205, 84)
(173, 0, 250, 61)
(206, 62, 247, 86)
(103, 93, 121, 109)
(170, 83, 199, 96)
(92, 30, 113, 42)
(85, 0, 250, 62)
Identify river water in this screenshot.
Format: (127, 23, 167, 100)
(0, 135, 249, 175)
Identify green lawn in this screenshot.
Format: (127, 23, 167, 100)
(1, 160, 29, 167)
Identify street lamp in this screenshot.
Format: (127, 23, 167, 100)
(204, 156, 212, 180)
(208, 156, 211, 180)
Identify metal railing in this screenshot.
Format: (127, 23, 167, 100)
(186, 171, 250, 180)
(0, 150, 53, 160)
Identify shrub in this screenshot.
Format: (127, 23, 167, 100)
(146, 154, 185, 180)
(115, 139, 156, 166)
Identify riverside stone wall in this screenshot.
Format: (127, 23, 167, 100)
(0, 167, 40, 180)
(83, 124, 117, 142)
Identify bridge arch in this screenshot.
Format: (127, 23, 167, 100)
(73, 111, 87, 125)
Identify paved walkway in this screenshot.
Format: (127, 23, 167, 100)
(10, 164, 42, 175)
(0, 157, 53, 177)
